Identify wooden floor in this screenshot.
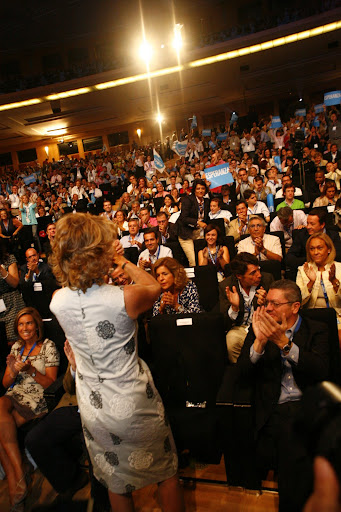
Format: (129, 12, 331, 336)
(0, 457, 279, 512)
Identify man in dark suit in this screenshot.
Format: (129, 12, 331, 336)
(177, 179, 210, 266)
(286, 207, 341, 280)
(325, 143, 341, 163)
(19, 247, 58, 318)
(219, 252, 274, 363)
(237, 280, 329, 512)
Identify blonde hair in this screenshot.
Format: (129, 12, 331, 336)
(306, 233, 336, 265)
(152, 257, 188, 293)
(49, 213, 117, 293)
(14, 307, 44, 346)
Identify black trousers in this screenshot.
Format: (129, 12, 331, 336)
(256, 401, 314, 512)
(25, 406, 83, 493)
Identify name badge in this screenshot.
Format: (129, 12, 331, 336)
(333, 126, 337, 131)
(0, 299, 6, 313)
(34, 282, 43, 292)
(314, 144, 318, 148)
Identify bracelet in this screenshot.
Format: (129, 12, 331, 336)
(1, 270, 9, 280)
(121, 261, 129, 271)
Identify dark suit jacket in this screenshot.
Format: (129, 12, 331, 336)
(19, 261, 54, 286)
(286, 227, 341, 272)
(219, 272, 274, 330)
(19, 262, 59, 318)
(325, 150, 341, 163)
(177, 194, 210, 239)
(237, 316, 329, 433)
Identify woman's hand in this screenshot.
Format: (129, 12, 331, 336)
(6, 354, 18, 378)
(64, 339, 76, 372)
(304, 263, 317, 286)
(217, 247, 224, 259)
(329, 263, 340, 292)
(14, 355, 31, 373)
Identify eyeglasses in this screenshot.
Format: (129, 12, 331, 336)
(264, 300, 294, 308)
(249, 224, 264, 229)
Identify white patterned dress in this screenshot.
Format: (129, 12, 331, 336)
(50, 284, 177, 494)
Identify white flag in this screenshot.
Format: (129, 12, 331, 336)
(153, 149, 165, 171)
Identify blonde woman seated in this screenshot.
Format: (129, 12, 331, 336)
(152, 257, 201, 315)
(296, 233, 341, 347)
(313, 181, 339, 209)
(198, 224, 230, 282)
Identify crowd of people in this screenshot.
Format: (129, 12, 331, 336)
(0, 103, 341, 511)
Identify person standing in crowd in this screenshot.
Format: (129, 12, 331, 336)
(178, 179, 210, 267)
(50, 213, 185, 512)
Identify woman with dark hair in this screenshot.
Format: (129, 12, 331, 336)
(198, 224, 230, 281)
(152, 257, 201, 315)
(50, 214, 184, 512)
(113, 209, 128, 236)
(313, 181, 339, 209)
(1, 307, 59, 510)
(0, 238, 25, 343)
(137, 176, 152, 204)
(160, 194, 179, 215)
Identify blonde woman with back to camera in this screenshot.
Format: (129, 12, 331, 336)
(49, 213, 184, 512)
(296, 233, 341, 348)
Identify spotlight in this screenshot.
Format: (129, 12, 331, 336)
(139, 41, 153, 63)
(161, 44, 165, 49)
(172, 23, 183, 51)
(156, 113, 164, 124)
(68, 142, 73, 148)
(137, 128, 142, 138)
(299, 98, 303, 102)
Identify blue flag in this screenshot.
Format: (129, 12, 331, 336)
(313, 118, 320, 127)
(274, 156, 282, 172)
(324, 91, 341, 106)
(205, 163, 233, 192)
(190, 115, 197, 130)
(230, 112, 238, 125)
(208, 140, 216, 150)
(295, 109, 306, 117)
(202, 129, 211, 137)
(172, 140, 187, 157)
(23, 174, 36, 185)
(153, 149, 165, 171)
(271, 116, 282, 129)
(217, 133, 228, 141)
(314, 104, 324, 113)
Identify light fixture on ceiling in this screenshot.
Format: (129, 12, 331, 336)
(137, 128, 142, 138)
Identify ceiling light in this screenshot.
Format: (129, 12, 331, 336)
(0, 98, 41, 112)
(46, 88, 90, 100)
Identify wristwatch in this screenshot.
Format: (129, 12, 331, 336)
(282, 341, 292, 355)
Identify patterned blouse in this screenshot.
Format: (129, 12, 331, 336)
(152, 281, 202, 316)
(6, 338, 60, 415)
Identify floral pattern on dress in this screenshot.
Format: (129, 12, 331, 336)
(96, 320, 115, 339)
(109, 394, 136, 420)
(146, 382, 154, 399)
(128, 450, 153, 470)
(152, 281, 202, 316)
(126, 418, 159, 444)
(83, 426, 94, 441)
(89, 391, 103, 409)
(94, 453, 116, 475)
(104, 451, 119, 467)
(124, 337, 135, 355)
(110, 433, 122, 445)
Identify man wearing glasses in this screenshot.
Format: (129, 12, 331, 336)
(237, 280, 329, 512)
(237, 215, 282, 262)
(219, 253, 273, 363)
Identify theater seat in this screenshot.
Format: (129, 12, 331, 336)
(187, 265, 219, 312)
(149, 312, 228, 463)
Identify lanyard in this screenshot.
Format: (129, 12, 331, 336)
(150, 245, 161, 263)
(238, 218, 247, 234)
(9, 341, 37, 389)
(208, 246, 219, 265)
(320, 278, 330, 308)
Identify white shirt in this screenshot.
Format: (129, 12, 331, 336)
(247, 201, 270, 219)
(238, 233, 282, 261)
(228, 281, 257, 325)
(120, 232, 144, 250)
(138, 245, 173, 266)
(166, 183, 181, 192)
(266, 179, 282, 195)
(209, 209, 232, 221)
(275, 187, 303, 199)
(71, 186, 87, 200)
(270, 210, 307, 248)
(240, 136, 256, 153)
(8, 193, 20, 208)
